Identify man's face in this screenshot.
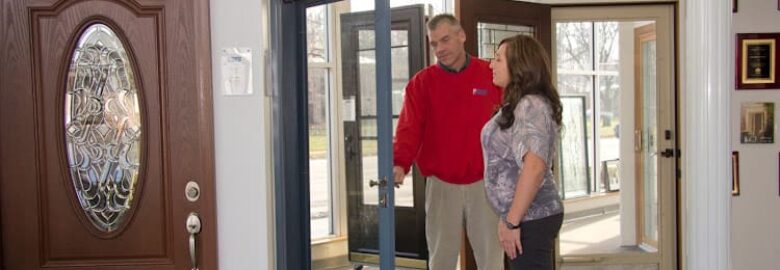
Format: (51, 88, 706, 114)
(427, 23, 467, 68)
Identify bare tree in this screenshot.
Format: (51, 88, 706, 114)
(307, 6, 328, 130)
(556, 22, 620, 126)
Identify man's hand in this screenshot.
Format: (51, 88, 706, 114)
(393, 166, 406, 185)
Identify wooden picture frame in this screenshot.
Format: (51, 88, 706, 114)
(736, 33, 780, 89)
(601, 159, 620, 192)
(732, 151, 740, 196)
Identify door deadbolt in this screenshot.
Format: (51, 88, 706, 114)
(185, 181, 200, 202)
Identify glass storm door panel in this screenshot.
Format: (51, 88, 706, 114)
(637, 23, 659, 248)
(341, 4, 428, 268)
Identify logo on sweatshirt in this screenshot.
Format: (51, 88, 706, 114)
(472, 88, 488, 96)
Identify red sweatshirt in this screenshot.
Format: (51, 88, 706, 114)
(393, 56, 502, 185)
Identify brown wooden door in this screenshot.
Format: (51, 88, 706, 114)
(454, 0, 551, 268)
(456, 0, 551, 59)
(0, 0, 217, 269)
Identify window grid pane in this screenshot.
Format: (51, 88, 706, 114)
(477, 22, 534, 59)
(306, 5, 328, 63)
(595, 22, 619, 72)
(307, 4, 333, 240)
(556, 22, 593, 72)
(308, 67, 333, 239)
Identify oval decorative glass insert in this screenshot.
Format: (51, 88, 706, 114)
(64, 24, 142, 233)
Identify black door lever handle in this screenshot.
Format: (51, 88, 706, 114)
(660, 148, 677, 158)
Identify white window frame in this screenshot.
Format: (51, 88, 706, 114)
(307, 4, 343, 242)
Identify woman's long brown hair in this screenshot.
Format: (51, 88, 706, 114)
(496, 35, 562, 130)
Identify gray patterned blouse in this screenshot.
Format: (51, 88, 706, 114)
(480, 94, 563, 222)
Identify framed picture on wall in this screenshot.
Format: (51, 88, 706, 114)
(736, 33, 780, 89)
(732, 151, 740, 196)
(740, 102, 775, 144)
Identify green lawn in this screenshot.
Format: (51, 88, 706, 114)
(309, 134, 380, 158)
(599, 121, 619, 138)
(307, 121, 618, 159)
(309, 134, 328, 159)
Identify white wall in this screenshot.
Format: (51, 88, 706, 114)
(210, 0, 272, 269)
(731, 1, 780, 269)
(617, 22, 637, 246)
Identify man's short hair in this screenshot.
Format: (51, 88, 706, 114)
(427, 14, 462, 31)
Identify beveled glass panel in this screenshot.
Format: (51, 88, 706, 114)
(641, 40, 659, 244)
(477, 22, 534, 59)
(64, 24, 142, 233)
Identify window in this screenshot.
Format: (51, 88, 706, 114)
(556, 22, 620, 199)
(307, 4, 335, 240)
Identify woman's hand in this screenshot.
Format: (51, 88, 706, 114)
(497, 220, 523, 259)
(500, 152, 545, 259)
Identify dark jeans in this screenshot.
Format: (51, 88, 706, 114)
(508, 213, 564, 270)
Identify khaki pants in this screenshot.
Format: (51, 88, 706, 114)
(425, 176, 503, 270)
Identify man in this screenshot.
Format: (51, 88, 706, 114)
(393, 14, 503, 270)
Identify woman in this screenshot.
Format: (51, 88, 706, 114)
(481, 35, 564, 269)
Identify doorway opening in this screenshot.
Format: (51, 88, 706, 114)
(552, 5, 677, 269)
(279, 1, 677, 269)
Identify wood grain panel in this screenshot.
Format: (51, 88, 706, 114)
(30, 0, 167, 264)
(1, 0, 217, 269)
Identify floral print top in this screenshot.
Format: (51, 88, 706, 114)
(480, 94, 563, 222)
